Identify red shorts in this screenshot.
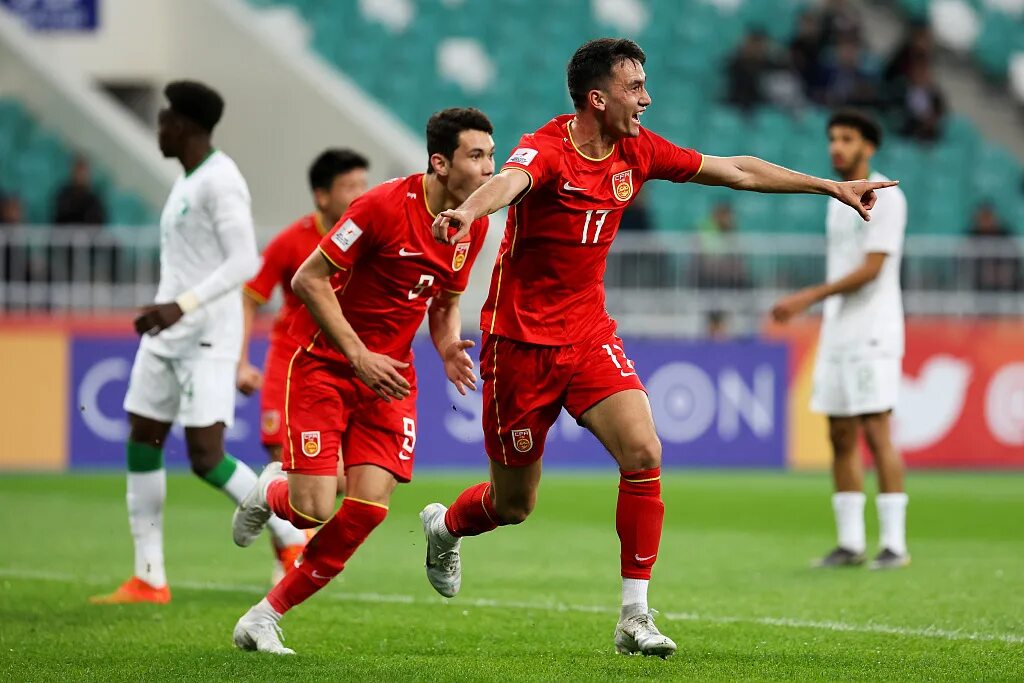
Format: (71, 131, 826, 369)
(282, 348, 418, 482)
(259, 340, 296, 447)
(481, 329, 645, 467)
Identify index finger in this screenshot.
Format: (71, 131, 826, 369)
(868, 180, 899, 189)
(432, 215, 450, 242)
(447, 224, 471, 245)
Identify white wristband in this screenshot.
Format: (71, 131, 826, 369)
(175, 291, 201, 314)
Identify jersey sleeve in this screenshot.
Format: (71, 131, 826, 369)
(500, 133, 558, 204)
(862, 187, 907, 255)
(244, 231, 289, 303)
(644, 129, 704, 183)
(439, 217, 489, 293)
(317, 194, 380, 271)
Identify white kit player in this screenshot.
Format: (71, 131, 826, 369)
(91, 81, 306, 605)
(771, 110, 910, 570)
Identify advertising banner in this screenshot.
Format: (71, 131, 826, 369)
(68, 335, 789, 470)
(0, 0, 98, 31)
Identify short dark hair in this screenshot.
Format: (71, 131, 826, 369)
(308, 149, 369, 191)
(827, 109, 882, 148)
(164, 80, 224, 133)
(425, 108, 493, 174)
(567, 38, 647, 110)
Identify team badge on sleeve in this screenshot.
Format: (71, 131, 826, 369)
(301, 431, 321, 457)
(512, 428, 533, 453)
(331, 219, 363, 252)
(507, 148, 539, 166)
(612, 170, 634, 202)
(452, 242, 471, 271)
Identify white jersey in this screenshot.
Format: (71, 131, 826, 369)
(142, 150, 259, 361)
(819, 171, 907, 360)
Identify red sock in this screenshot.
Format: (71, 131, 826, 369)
(444, 481, 500, 537)
(266, 479, 323, 530)
(267, 497, 387, 614)
(617, 468, 664, 580)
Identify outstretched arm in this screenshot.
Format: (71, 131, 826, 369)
(771, 252, 888, 323)
(431, 168, 531, 244)
(694, 155, 898, 221)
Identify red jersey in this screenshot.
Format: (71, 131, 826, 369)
(481, 115, 703, 345)
(289, 174, 488, 364)
(244, 212, 327, 344)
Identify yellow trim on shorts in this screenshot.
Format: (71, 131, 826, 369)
(283, 346, 303, 470)
(622, 475, 661, 483)
(242, 286, 268, 304)
(345, 496, 390, 511)
(492, 338, 508, 465)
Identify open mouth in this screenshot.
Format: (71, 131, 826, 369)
(632, 110, 645, 124)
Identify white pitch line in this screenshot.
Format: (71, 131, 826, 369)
(1, 567, 1021, 646)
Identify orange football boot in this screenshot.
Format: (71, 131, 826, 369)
(276, 544, 305, 575)
(89, 577, 171, 605)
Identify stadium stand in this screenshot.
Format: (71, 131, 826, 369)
(0, 96, 155, 225)
(246, 0, 1024, 236)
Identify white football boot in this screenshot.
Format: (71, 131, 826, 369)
(614, 609, 677, 658)
(232, 462, 284, 547)
(420, 503, 462, 598)
(233, 603, 295, 655)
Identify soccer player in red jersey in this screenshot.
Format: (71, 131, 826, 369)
(420, 39, 899, 657)
(236, 149, 369, 580)
(229, 108, 495, 654)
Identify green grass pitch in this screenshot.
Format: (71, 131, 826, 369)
(0, 471, 1021, 681)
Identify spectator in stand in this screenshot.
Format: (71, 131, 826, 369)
(819, 0, 862, 43)
(894, 60, 946, 142)
(0, 192, 24, 225)
(884, 22, 934, 86)
(706, 310, 731, 340)
(818, 36, 880, 108)
(966, 202, 1022, 292)
(790, 9, 827, 95)
(693, 202, 751, 289)
(726, 30, 777, 112)
(53, 155, 106, 225)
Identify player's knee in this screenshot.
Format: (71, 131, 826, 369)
(187, 449, 222, 478)
(619, 438, 662, 471)
(493, 496, 534, 525)
(828, 423, 858, 455)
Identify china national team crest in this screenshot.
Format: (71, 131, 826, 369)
(452, 242, 471, 272)
(512, 428, 533, 453)
(612, 169, 634, 202)
(301, 431, 321, 457)
(261, 410, 281, 436)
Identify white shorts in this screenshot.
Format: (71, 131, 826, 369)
(123, 346, 236, 428)
(810, 355, 901, 418)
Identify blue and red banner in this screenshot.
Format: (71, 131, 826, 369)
(66, 335, 789, 471)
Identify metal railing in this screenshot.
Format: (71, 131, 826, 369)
(1, 227, 1021, 335)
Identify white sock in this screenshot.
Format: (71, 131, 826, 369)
(252, 597, 283, 622)
(832, 492, 866, 554)
(621, 578, 649, 619)
(219, 460, 306, 548)
(127, 469, 167, 587)
(876, 492, 909, 556)
(434, 512, 458, 545)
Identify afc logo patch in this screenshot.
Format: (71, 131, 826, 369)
(512, 428, 533, 453)
(331, 219, 363, 252)
(612, 169, 634, 202)
(301, 431, 321, 457)
(452, 242, 471, 271)
(261, 410, 280, 436)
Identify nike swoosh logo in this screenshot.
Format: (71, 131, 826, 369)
(399, 248, 423, 256)
(398, 453, 412, 461)
(563, 182, 587, 192)
(634, 553, 657, 562)
(311, 570, 333, 580)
